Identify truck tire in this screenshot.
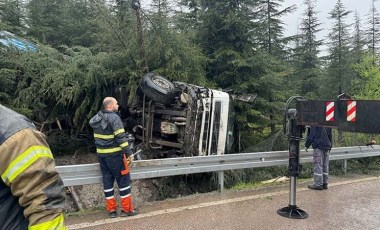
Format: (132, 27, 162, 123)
(140, 72, 176, 105)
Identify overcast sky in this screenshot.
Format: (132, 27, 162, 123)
(281, 0, 380, 54)
(282, 0, 379, 37)
(143, 0, 378, 52)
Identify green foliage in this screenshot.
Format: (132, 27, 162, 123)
(352, 11, 366, 63)
(366, 0, 380, 59)
(250, 0, 296, 133)
(0, 50, 18, 105)
(290, 0, 323, 98)
(27, 0, 102, 48)
(6, 45, 121, 131)
(174, 0, 200, 35)
(224, 166, 288, 189)
(0, 0, 25, 34)
(144, 15, 208, 85)
(195, 0, 283, 135)
(1, 0, 380, 155)
(324, 0, 354, 97)
(254, 0, 296, 56)
(353, 54, 380, 99)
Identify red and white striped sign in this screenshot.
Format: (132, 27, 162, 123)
(347, 100, 357, 122)
(325, 101, 334, 122)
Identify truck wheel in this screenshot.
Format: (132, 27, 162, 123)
(140, 72, 176, 105)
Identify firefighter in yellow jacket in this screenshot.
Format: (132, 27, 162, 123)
(0, 104, 66, 229)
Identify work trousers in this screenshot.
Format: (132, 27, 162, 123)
(97, 153, 133, 212)
(313, 148, 330, 186)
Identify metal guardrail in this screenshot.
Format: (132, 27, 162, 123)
(56, 145, 380, 187)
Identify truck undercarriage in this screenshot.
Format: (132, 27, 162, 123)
(123, 73, 232, 159)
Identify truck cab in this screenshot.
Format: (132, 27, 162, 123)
(121, 73, 247, 159)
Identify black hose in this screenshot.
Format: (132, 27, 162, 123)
(283, 96, 304, 136)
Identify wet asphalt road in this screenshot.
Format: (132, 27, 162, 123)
(66, 176, 380, 230)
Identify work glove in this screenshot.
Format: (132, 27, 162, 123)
(126, 155, 133, 166)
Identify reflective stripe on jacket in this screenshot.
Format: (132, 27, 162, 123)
(0, 105, 66, 229)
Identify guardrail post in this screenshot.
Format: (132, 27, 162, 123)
(342, 159, 347, 174)
(278, 109, 308, 219)
(218, 171, 224, 192)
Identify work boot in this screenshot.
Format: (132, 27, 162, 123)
(128, 209, 139, 216)
(323, 183, 328, 189)
(308, 184, 323, 190)
(120, 210, 128, 217)
(120, 209, 139, 217)
(109, 211, 117, 218)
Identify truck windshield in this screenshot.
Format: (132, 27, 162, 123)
(225, 100, 235, 154)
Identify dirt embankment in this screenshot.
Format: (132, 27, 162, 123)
(55, 153, 192, 213)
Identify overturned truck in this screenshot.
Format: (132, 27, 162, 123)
(119, 73, 255, 159)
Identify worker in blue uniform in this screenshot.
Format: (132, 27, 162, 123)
(89, 97, 138, 218)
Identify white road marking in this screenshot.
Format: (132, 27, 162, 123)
(67, 176, 380, 229)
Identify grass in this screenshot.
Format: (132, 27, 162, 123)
(229, 176, 314, 191)
(231, 181, 271, 190)
(226, 157, 380, 192)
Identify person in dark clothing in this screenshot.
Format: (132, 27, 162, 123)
(89, 97, 138, 218)
(0, 104, 66, 229)
(305, 126, 333, 190)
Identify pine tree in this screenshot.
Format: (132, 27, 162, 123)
(142, 0, 207, 84)
(27, 0, 101, 47)
(252, 0, 296, 133)
(0, 50, 18, 106)
(114, 0, 129, 22)
(26, 0, 66, 45)
(325, 0, 352, 96)
(293, 0, 323, 98)
(10, 45, 115, 130)
(193, 0, 271, 143)
(254, 0, 296, 57)
(349, 11, 368, 96)
(366, 0, 380, 59)
(175, 0, 200, 34)
(195, 0, 267, 91)
(352, 11, 366, 63)
(0, 0, 25, 34)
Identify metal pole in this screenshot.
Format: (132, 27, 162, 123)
(278, 109, 308, 219)
(218, 171, 224, 192)
(132, 0, 149, 73)
(68, 186, 83, 211)
(342, 159, 347, 174)
(289, 177, 297, 206)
